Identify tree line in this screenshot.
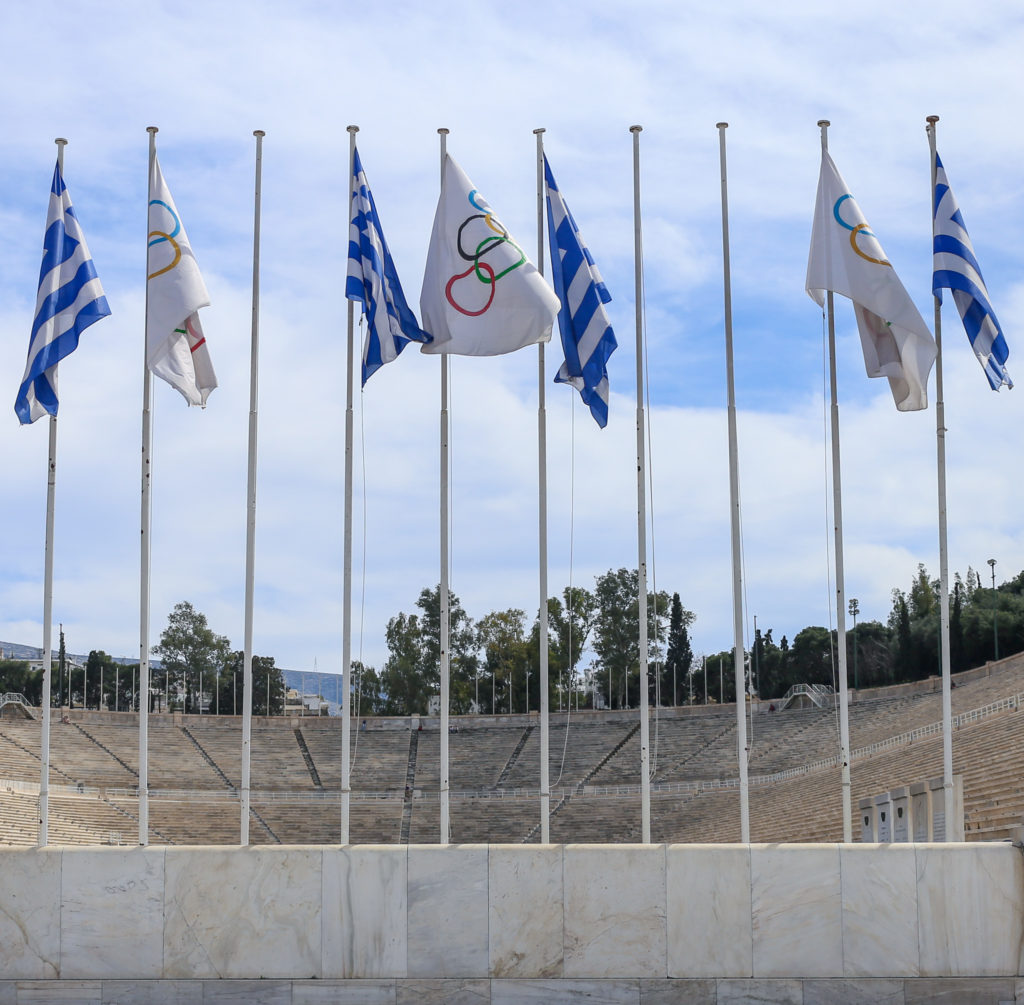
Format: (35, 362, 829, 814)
(702, 565, 1022, 703)
(0, 601, 286, 715)
(2, 564, 1020, 715)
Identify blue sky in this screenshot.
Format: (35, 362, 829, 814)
(2, 1, 1023, 677)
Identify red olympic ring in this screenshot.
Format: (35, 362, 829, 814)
(446, 261, 497, 316)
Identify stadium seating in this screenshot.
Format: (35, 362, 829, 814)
(2, 654, 1023, 846)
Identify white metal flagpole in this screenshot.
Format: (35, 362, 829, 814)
(438, 127, 451, 844)
(139, 125, 158, 846)
(37, 137, 67, 847)
(818, 120, 853, 843)
(630, 125, 651, 844)
(926, 114, 956, 839)
(534, 127, 551, 844)
(240, 128, 265, 845)
(341, 124, 359, 845)
(717, 123, 751, 843)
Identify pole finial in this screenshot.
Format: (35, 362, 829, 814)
(716, 122, 728, 130)
(533, 127, 546, 135)
(630, 124, 643, 133)
(54, 137, 68, 148)
(253, 129, 266, 138)
(147, 126, 159, 134)
(926, 114, 940, 124)
(817, 119, 830, 128)
(347, 125, 359, 134)
(438, 127, 450, 135)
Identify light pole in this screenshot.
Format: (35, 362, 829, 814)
(849, 598, 860, 690)
(988, 558, 999, 661)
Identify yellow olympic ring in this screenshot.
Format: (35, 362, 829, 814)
(147, 230, 181, 280)
(849, 223, 891, 268)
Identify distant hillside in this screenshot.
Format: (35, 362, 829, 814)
(0, 641, 154, 668)
(1, 641, 343, 713)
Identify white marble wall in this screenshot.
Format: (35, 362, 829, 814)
(0, 843, 1021, 983)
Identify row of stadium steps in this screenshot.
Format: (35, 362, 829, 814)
(1, 652, 1023, 845)
(303, 725, 409, 791)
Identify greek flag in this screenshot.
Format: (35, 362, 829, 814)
(932, 152, 1012, 390)
(346, 147, 430, 383)
(544, 156, 617, 427)
(16, 162, 110, 424)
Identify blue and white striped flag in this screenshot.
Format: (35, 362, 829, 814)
(346, 147, 430, 383)
(544, 156, 617, 427)
(16, 162, 110, 424)
(932, 152, 1012, 390)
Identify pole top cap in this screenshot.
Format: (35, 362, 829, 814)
(347, 125, 359, 134)
(147, 126, 159, 134)
(533, 127, 545, 134)
(716, 122, 728, 129)
(817, 119, 830, 128)
(253, 129, 266, 137)
(438, 127, 450, 135)
(926, 114, 939, 124)
(629, 124, 643, 133)
(54, 137, 68, 147)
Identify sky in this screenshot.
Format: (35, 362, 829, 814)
(2, 1, 1023, 680)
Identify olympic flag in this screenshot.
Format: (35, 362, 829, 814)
(347, 146, 431, 383)
(147, 155, 217, 406)
(420, 154, 559, 356)
(932, 152, 1011, 390)
(544, 155, 617, 427)
(16, 162, 110, 424)
(806, 151, 936, 411)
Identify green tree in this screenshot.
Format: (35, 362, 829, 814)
(350, 661, 384, 716)
(546, 586, 597, 708)
(154, 602, 231, 714)
(84, 650, 118, 710)
(379, 586, 478, 715)
(379, 610, 429, 715)
(0, 660, 41, 704)
(591, 568, 671, 709)
(789, 626, 837, 688)
(478, 608, 529, 714)
(216, 652, 285, 716)
(663, 593, 694, 705)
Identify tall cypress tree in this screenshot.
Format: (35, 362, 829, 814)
(664, 593, 693, 705)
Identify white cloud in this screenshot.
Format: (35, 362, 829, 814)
(1, 1, 1023, 680)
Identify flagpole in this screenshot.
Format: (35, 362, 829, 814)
(926, 114, 956, 839)
(36, 138, 69, 848)
(817, 120, 853, 843)
(139, 125, 158, 846)
(630, 125, 651, 844)
(341, 124, 359, 845)
(534, 127, 551, 844)
(717, 123, 750, 843)
(438, 127, 451, 844)
(240, 128, 265, 845)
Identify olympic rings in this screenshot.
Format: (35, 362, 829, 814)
(446, 192, 528, 315)
(148, 199, 184, 280)
(832, 194, 891, 268)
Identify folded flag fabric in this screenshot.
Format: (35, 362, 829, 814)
(932, 152, 1011, 390)
(806, 150, 936, 411)
(420, 153, 558, 357)
(147, 155, 217, 406)
(346, 146, 431, 384)
(16, 162, 110, 424)
(544, 155, 617, 427)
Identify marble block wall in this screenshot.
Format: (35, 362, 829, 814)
(0, 843, 1021, 984)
